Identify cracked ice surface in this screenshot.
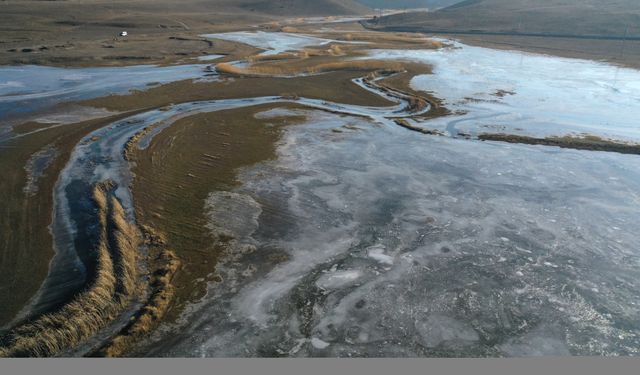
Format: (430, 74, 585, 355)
(146, 109, 640, 357)
(202, 31, 340, 56)
(369, 41, 640, 141)
(0, 64, 211, 120)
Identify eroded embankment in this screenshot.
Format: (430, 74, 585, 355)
(0, 182, 140, 357)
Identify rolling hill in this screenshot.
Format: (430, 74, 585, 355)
(210, 0, 371, 15)
(356, 1, 461, 10)
(365, 0, 640, 38)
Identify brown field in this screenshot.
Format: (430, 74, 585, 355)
(2, 0, 640, 357)
(0, 0, 369, 67)
(369, 0, 640, 38)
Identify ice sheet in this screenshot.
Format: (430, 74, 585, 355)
(369, 41, 640, 141)
(0, 64, 209, 119)
(144, 110, 640, 357)
(202, 31, 365, 56)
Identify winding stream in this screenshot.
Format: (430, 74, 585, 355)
(20, 71, 428, 331)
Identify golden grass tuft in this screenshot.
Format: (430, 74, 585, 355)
(98, 246, 180, 358)
(280, 26, 300, 33)
(110, 197, 140, 297)
(124, 125, 158, 161)
(339, 32, 444, 48)
(248, 52, 300, 62)
(310, 60, 405, 74)
(328, 44, 344, 56)
(216, 60, 406, 77)
(0, 182, 141, 357)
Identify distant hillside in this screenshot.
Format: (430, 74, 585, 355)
(356, 1, 461, 10)
(214, 0, 371, 15)
(25, 0, 371, 17)
(364, 0, 640, 38)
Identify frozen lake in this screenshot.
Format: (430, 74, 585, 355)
(202, 31, 367, 56)
(370, 41, 640, 141)
(143, 108, 640, 357)
(0, 64, 211, 120)
(127, 33, 640, 357)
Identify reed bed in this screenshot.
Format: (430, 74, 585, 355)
(123, 125, 158, 161)
(215, 59, 405, 77)
(342, 32, 444, 48)
(99, 248, 180, 357)
(0, 182, 140, 357)
(248, 52, 300, 62)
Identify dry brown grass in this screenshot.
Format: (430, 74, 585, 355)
(248, 52, 300, 62)
(216, 59, 406, 77)
(246, 45, 357, 62)
(478, 133, 640, 155)
(359, 71, 431, 114)
(90, 182, 179, 358)
(99, 245, 180, 358)
(280, 26, 300, 33)
(310, 60, 405, 73)
(124, 125, 159, 162)
(328, 44, 345, 56)
(110, 197, 140, 297)
(0, 182, 140, 357)
(394, 119, 444, 136)
(341, 32, 444, 48)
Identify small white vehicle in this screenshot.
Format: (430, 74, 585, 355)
(119, 31, 128, 37)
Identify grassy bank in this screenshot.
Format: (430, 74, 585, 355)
(478, 134, 640, 155)
(0, 182, 140, 357)
(126, 104, 308, 326)
(0, 111, 149, 327)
